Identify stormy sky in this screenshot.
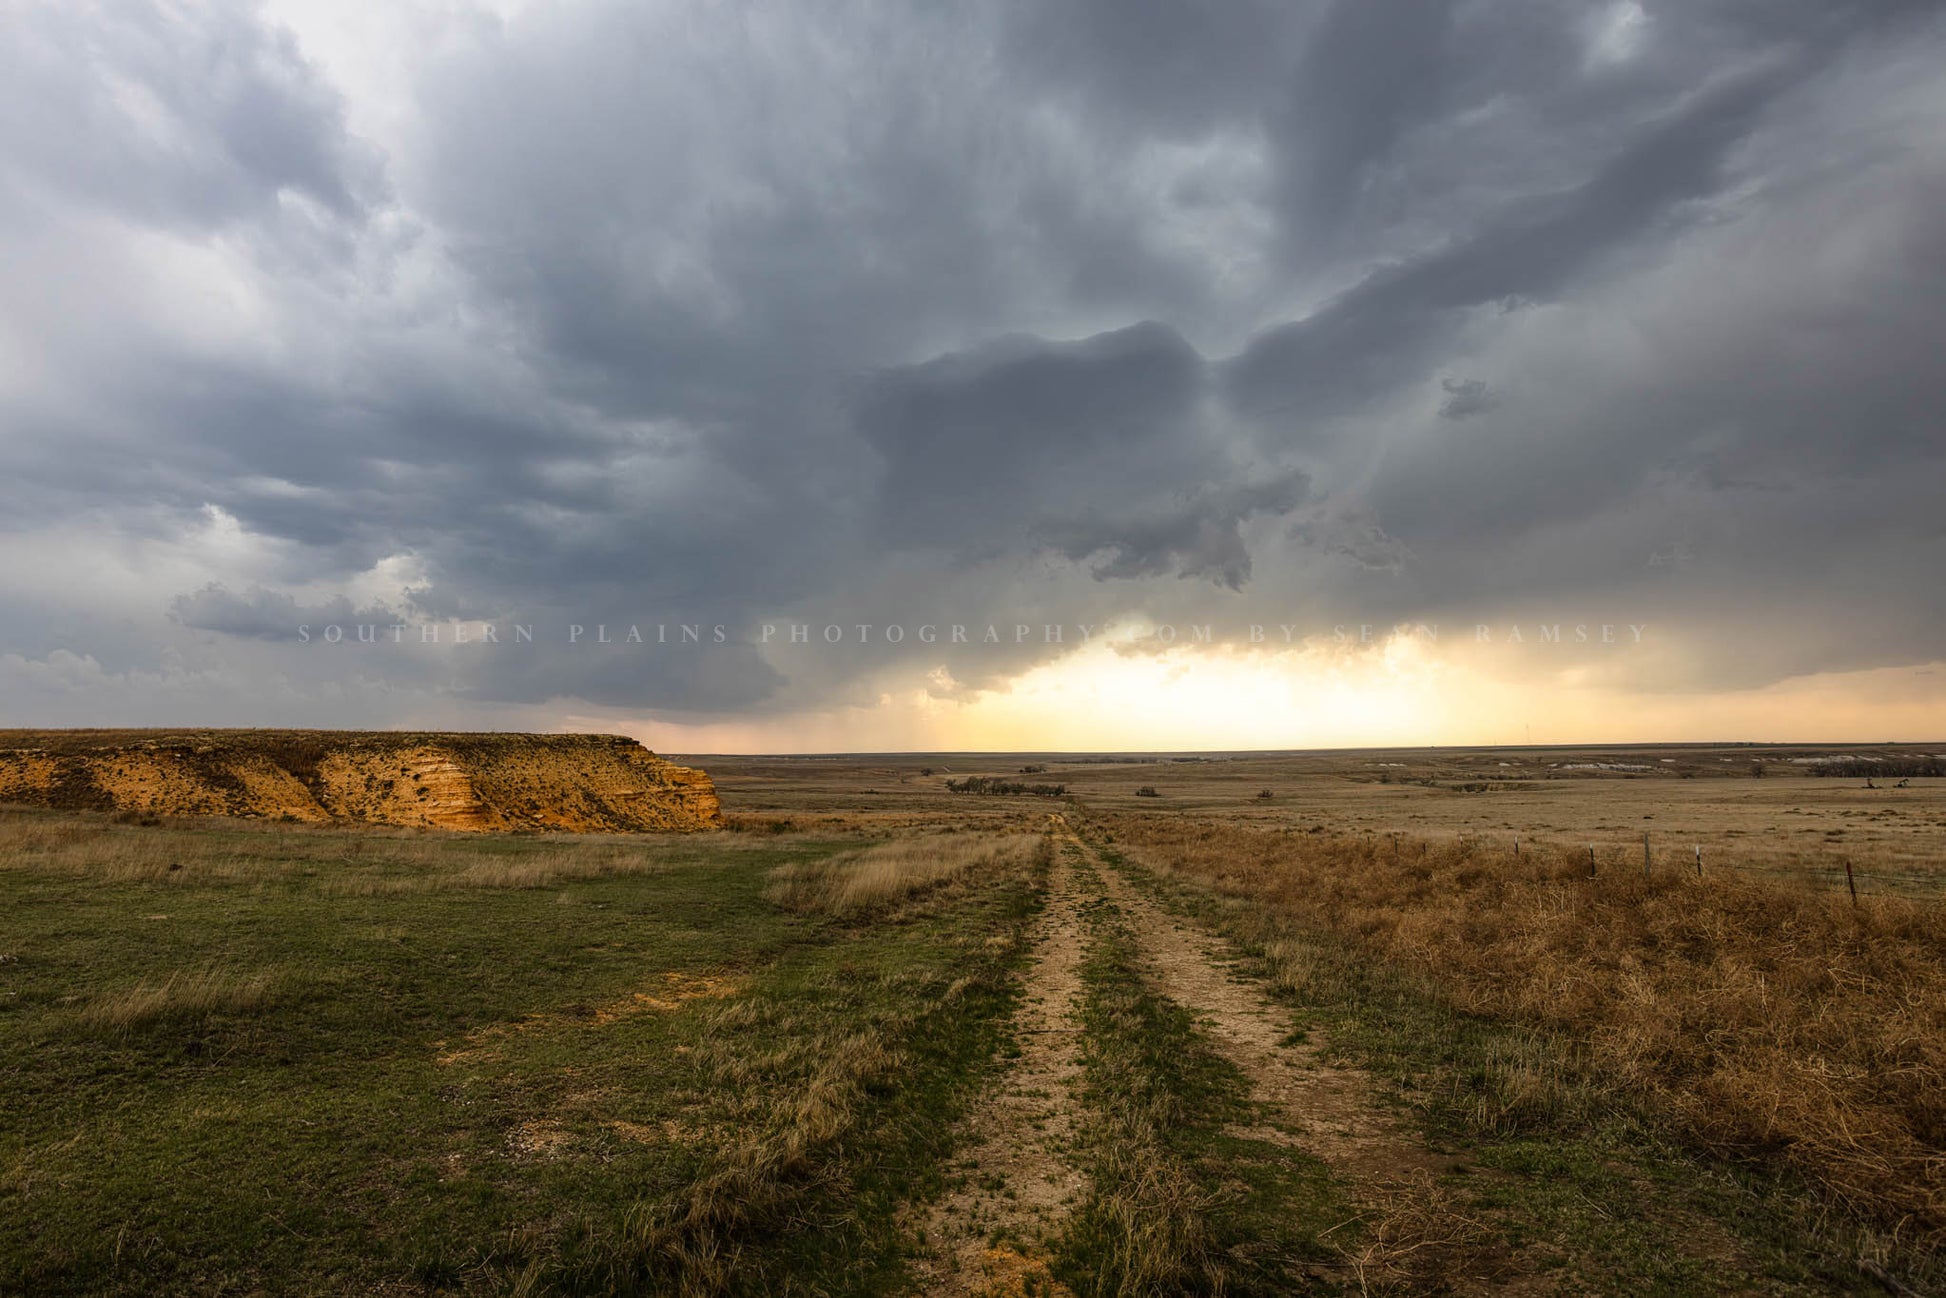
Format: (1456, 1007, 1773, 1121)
(1, 0, 1943, 748)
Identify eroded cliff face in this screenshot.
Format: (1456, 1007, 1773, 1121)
(0, 731, 722, 832)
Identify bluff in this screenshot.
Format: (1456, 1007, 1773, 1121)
(0, 730, 721, 832)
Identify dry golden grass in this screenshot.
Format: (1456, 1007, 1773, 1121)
(321, 845, 679, 894)
(1096, 813, 1946, 1253)
(78, 968, 280, 1035)
(705, 748, 1946, 887)
(0, 808, 424, 884)
(763, 831, 1041, 915)
(0, 816, 201, 881)
(1338, 1169, 1498, 1294)
(0, 805, 779, 892)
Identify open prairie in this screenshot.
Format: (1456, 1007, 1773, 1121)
(705, 743, 1946, 891)
(4, 742, 1943, 1295)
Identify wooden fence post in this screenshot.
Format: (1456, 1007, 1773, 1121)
(1588, 843, 1597, 877)
(1643, 831, 1651, 877)
(1694, 844, 1703, 877)
(1845, 859, 1858, 905)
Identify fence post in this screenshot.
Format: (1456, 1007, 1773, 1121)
(1694, 844, 1702, 877)
(1845, 859, 1858, 905)
(1643, 831, 1651, 877)
(1588, 843, 1597, 877)
(1513, 834, 1519, 857)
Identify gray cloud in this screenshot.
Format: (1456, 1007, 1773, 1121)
(1437, 378, 1496, 421)
(0, 2, 381, 230)
(998, 0, 1300, 135)
(1038, 473, 1310, 590)
(0, 0, 1942, 728)
(854, 321, 1310, 589)
(1226, 50, 1814, 428)
(170, 584, 401, 640)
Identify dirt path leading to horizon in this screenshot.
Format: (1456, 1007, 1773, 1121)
(911, 817, 1510, 1293)
(909, 832, 1092, 1296)
(1067, 820, 1524, 1291)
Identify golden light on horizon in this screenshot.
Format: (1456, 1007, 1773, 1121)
(625, 632, 1946, 754)
(949, 634, 1452, 750)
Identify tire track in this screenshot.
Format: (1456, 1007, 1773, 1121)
(1083, 833, 1427, 1178)
(910, 830, 1092, 1296)
(1062, 820, 1530, 1292)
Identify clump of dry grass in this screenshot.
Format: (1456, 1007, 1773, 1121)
(321, 845, 678, 894)
(78, 968, 280, 1034)
(1074, 1141, 1227, 1292)
(1338, 1170, 1498, 1295)
(0, 815, 215, 882)
(0, 814, 102, 854)
(721, 812, 831, 835)
(763, 832, 1040, 915)
(1096, 814, 1946, 1253)
(0, 806, 383, 884)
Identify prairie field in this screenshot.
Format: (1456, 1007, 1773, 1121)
(3, 741, 1943, 1295)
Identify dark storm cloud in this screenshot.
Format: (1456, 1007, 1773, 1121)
(1038, 472, 1310, 590)
(1, 0, 1943, 723)
(457, 637, 787, 713)
(997, 0, 1300, 133)
(1437, 379, 1495, 421)
(854, 321, 1310, 587)
(862, 324, 1196, 540)
(1227, 52, 1809, 427)
(170, 584, 399, 640)
(1275, 0, 1463, 245)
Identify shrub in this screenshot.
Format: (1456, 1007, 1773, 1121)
(944, 776, 1066, 797)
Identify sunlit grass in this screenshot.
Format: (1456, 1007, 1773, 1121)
(763, 831, 1041, 915)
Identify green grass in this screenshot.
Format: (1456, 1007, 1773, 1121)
(1083, 830, 1920, 1296)
(12, 797, 1926, 1295)
(1051, 848, 1352, 1296)
(0, 809, 1044, 1295)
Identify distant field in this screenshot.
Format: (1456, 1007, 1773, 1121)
(3, 741, 1942, 1295)
(698, 742, 1946, 894)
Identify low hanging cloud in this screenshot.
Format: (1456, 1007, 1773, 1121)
(854, 320, 1308, 586)
(169, 584, 402, 640)
(1037, 473, 1310, 590)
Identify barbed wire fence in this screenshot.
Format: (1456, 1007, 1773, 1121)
(1682, 857, 1942, 900)
(1372, 828, 1946, 903)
